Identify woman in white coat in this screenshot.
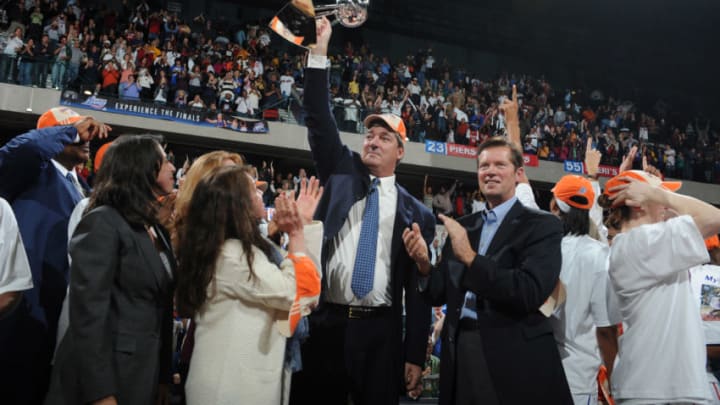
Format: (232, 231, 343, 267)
(176, 166, 321, 405)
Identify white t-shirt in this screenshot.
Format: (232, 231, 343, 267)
(515, 182, 539, 210)
(551, 234, 611, 396)
(610, 215, 711, 404)
(3, 36, 23, 56)
(690, 264, 720, 345)
(0, 198, 33, 295)
(665, 148, 677, 167)
(247, 91, 260, 111)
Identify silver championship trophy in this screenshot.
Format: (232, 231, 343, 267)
(269, 0, 369, 48)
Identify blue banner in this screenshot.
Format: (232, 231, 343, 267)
(425, 140, 447, 155)
(563, 160, 585, 174)
(60, 93, 269, 134)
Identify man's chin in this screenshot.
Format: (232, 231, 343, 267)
(361, 155, 380, 166)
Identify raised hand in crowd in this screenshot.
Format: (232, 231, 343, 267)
(642, 154, 663, 178)
(618, 145, 638, 173)
(500, 84, 520, 147)
(499, 85, 530, 183)
(584, 137, 601, 180)
(402, 222, 431, 275)
(73, 117, 112, 142)
(295, 176, 323, 225)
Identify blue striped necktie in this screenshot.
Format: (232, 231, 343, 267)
(352, 178, 380, 299)
(65, 172, 83, 199)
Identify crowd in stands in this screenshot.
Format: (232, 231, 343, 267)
(2, 0, 720, 185)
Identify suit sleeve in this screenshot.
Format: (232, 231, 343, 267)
(461, 213, 563, 314)
(67, 210, 120, 402)
(304, 67, 347, 183)
(0, 126, 78, 201)
(404, 207, 435, 366)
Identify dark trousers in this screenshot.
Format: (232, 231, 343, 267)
(290, 307, 399, 405)
(0, 297, 53, 405)
(454, 324, 499, 405)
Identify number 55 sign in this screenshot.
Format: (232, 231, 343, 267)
(564, 161, 585, 174)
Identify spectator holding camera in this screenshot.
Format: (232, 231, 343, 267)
(100, 60, 120, 96)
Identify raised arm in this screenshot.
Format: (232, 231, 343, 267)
(500, 85, 530, 184)
(584, 138, 607, 241)
(304, 17, 345, 183)
(0, 126, 77, 200)
(610, 177, 720, 239)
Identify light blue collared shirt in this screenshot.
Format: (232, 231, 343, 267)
(460, 196, 518, 320)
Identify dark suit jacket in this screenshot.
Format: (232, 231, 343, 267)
(44, 206, 175, 405)
(421, 200, 572, 405)
(0, 126, 83, 370)
(304, 67, 435, 373)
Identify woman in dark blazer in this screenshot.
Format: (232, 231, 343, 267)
(45, 135, 177, 405)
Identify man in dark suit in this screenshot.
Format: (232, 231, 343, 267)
(0, 107, 109, 405)
(290, 18, 435, 405)
(403, 137, 572, 404)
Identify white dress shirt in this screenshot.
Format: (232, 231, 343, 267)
(325, 175, 397, 306)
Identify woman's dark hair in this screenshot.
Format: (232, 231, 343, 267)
(87, 135, 164, 228)
(557, 205, 590, 236)
(597, 193, 632, 233)
(175, 165, 273, 318)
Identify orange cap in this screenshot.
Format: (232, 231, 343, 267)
(552, 175, 595, 211)
(94, 142, 113, 172)
(603, 170, 682, 207)
(363, 113, 408, 143)
(37, 107, 87, 129)
(706, 235, 720, 251)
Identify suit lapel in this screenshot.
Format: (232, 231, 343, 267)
(134, 226, 171, 292)
(389, 185, 412, 288)
(485, 201, 524, 256)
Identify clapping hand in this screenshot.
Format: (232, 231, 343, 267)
(273, 193, 303, 236)
(402, 223, 431, 275)
(295, 176, 323, 225)
(438, 214, 475, 268)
